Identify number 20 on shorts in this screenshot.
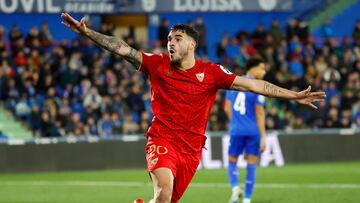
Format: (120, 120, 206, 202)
(148, 144, 168, 158)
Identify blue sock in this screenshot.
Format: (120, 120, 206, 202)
(244, 163, 257, 199)
(227, 161, 239, 188)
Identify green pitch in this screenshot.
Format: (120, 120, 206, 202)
(0, 162, 359, 203)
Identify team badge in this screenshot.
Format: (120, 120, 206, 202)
(151, 157, 159, 166)
(196, 73, 205, 82)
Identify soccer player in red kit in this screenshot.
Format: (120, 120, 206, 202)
(61, 13, 326, 203)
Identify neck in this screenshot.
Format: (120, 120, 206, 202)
(179, 58, 196, 71)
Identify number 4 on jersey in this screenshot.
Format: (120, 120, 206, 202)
(233, 92, 246, 115)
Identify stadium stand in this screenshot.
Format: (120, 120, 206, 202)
(0, 7, 359, 138)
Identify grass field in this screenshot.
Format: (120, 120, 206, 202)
(0, 162, 359, 203)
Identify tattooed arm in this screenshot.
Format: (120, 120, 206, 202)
(61, 13, 141, 69)
(86, 30, 141, 68)
(230, 76, 326, 109)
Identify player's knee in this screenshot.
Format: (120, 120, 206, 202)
(246, 155, 258, 164)
(154, 185, 172, 203)
(229, 155, 238, 163)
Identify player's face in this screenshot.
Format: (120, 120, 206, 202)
(253, 63, 266, 79)
(167, 30, 193, 64)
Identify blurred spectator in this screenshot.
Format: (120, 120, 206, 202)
(323, 66, 341, 83)
(98, 112, 113, 137)
(289, 56, 304, 79)
(40, 111, 60, 137)
(314, 55, 329, 76)
(186, 19, 194, 27)
(125, 84, 145, 122)
(286, 19, 298, 40)
(194, 17, 207, 56)
(66, 112, 84, 136)
(39, 22, 53, 47)
(325, 107, 341, 128)
(139, 111, 150, 133)
(340, 109, 352, 128)
(325, 81, 340, 103)
(321, 18, 334, 40)
(83, 87, 102, 112)
(226, 38, 240, 61)
(25, 26, 40, 48)
(353, 101, 360, 129)
(268, 19, 285, 46)
(275, 64, 291, 87)
(352, 19, 360, 46)
(298, 19, 309, 41)
(216, 32, 229, 60)
(111, 112, 122, 134)
(84, 117, 99, 136)
(15, 93, 31, 120)
(158, 18, 169, 47)
(8, 24, 23, 53)
(0, 25, 5, 41)
(293, 117, 308, 129)
(122, 112, 139, 134)
(252, 23, 267, 49)
(266, 106, 282, 130)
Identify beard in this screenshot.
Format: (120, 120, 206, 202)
(170, 50, 187, 67)
(170, 58, 181, 67)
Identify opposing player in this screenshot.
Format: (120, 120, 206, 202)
(61, 13, 326, 203)
(225, 58, 267, 203)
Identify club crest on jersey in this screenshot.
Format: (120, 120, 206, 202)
(196, 72, 205, 82)
(151, 157, 159, 166)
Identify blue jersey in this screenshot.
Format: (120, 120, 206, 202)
(226, 88, 265, 137)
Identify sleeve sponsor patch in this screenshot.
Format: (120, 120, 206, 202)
(258, 95, 265, 104)
(144, 52, 154, 56)
(219, 65, 233, 75)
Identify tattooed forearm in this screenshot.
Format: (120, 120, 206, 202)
(86, 29, 141, 69)
(231, 77, 298, 100)
(87, 29, 129, 54)
(263, 82, 281, 97)
(123, 47, 142, 69)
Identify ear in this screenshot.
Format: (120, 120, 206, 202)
(190, 39, 196, 51)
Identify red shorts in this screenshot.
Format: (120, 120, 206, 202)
(145, 136, 202, 202)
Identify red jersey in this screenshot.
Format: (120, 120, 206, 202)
(140, 52, 236, 153)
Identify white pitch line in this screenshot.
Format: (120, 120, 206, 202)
(0, 181, 147, 187)
(1, 181, 360, 189)
(190, 182, 360, 189)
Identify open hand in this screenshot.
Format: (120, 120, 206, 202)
(61, 12, 89, 36)
(295, 86, 326, 109)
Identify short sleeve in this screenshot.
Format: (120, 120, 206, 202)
(212, 65, 237, 89)
(256, 95, 265, 106)
(139, 52, 163, 74)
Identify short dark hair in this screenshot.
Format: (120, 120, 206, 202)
(245, 57, 265, 70)
(170, 24, 199, 47)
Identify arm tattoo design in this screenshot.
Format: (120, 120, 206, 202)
(123, 47, 142, 69)
(263, 82, 281, 97)
(88, 29, 128, 53)
(87, 29, 141, 69)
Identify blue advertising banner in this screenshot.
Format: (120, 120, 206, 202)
(0, 0, 293, 14)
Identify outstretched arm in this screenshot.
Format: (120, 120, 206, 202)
(231, 76, 326, 109)
(61, 13, 141, 69)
